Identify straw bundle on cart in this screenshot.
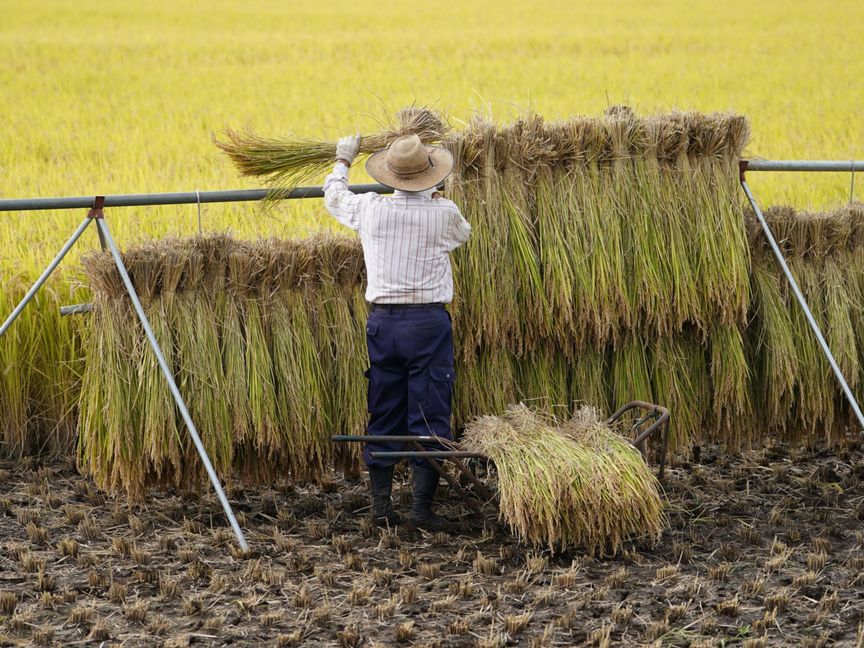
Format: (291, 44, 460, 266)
(461, 404, 664, 555)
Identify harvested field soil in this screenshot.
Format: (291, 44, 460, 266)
(2, 443, 864, 647)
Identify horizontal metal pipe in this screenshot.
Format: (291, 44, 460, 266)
(369, 451, 483, 459)
(744, 160, 864, 172)
(1, 160, 861, 213)
(0, 184, 393, 212)
(331, 435, 452, 444)
(59, 303, 93, 316)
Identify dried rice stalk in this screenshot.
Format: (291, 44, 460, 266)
(748, 260, 798, 433)
(214, 106, 449, 194)
(462, 404, 663, 554)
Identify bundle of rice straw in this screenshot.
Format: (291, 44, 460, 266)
(746, 202, 864, 443)
(78, 233, 368, 497)
(213, 106, 450, 196)
(461, 404, 664, 555)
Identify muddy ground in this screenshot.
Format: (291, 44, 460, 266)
(1, 442, 864, 647)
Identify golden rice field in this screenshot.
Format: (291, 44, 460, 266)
(2, 0, 863, 245)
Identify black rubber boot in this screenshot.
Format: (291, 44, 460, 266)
(410, 463, 452, 532)
(368, 465, 401, 527)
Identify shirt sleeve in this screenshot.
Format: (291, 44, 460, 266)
(442, 201, 472, 251)
(323, 162, 363, 231)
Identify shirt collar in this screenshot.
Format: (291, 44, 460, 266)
(394, 188, 435, 199)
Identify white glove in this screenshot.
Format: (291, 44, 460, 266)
(335, 134, 361, 165)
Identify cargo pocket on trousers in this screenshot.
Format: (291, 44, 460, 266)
(364, 367, 372, 414)
(427, 366, 455, 417)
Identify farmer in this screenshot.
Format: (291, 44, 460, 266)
(323, 133, 471, 530)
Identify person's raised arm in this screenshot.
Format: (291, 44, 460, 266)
(442, 201, 471, 251)
(323, 134, 363, 231)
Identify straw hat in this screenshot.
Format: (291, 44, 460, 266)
(365, 134, 454, 192)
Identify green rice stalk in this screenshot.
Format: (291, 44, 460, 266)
(28, 280, 84, 456)
(607, 113, 665, 335)
(577, 118, 629, 341)
(446, 250, 470, 360)
(644, 119, 700, 334)
(0, 277, 37, 457)
(77, 297, 146, 497)
(535, 160, 580, 351)
(126, 246, 180, 486)
(243, 278, 279, 456)
(748, 259, 798, 433)
(657, 113, 748, 337)
(788, 257, 835, 440)
(334, 290, 370, 475)
(271, 289, 329, 481)
(688, 113, 751, 329)
(651, 331, 709, 451)
(454, 347, 516, 422)
(232, 439, 279, 487)
(471, 119, 520, 350)
(611, 335, 653, 411)
(849, 247, 864, 408)
(513, 347, 569, 417)
(171, 242, 233, 487)
(313, 236, 366, 475)
(0, 268, 83, 459)
(499, 117, 549, 349)
(223, 249, 253, 445)
(823, 257, 859, 390)
(568, 344, 610, 415)
(823, 254, 859, 438)
(447, 118, 520, 353)
(78, 249, 154, 496)
(709, 323, 752, 448)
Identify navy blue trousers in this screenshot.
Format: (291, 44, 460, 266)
(363, 306, 455, 468)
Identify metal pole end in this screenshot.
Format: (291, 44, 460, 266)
(738, 160, 749, 182)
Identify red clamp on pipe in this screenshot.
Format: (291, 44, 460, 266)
(87, 196, 105, 219)
(738, 159, 749, 182)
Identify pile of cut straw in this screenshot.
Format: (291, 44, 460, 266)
(461, 404, 664, 554)
(213, 106, 449, 197)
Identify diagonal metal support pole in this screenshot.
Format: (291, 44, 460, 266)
(0, 216, 93, 337)
(95, 217, 249, 550)
(741, 177, 864, 431)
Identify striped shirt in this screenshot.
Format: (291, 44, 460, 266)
(323, 162, 471, 304)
